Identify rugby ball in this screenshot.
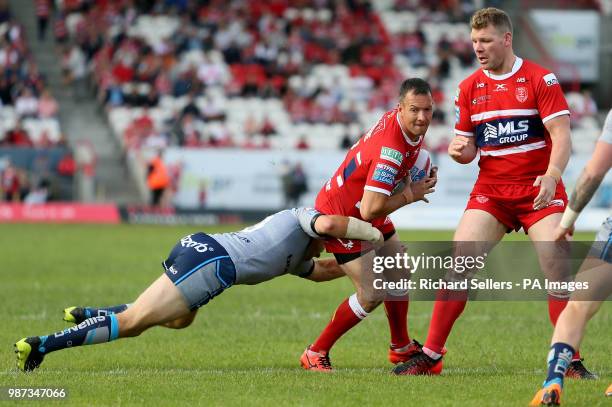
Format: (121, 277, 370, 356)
(392, 149, 433, 195)
(409, 149, 433, 182)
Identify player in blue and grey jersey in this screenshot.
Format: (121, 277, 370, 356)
(530, 109, 612, 406)
(15, 208, 383, 372)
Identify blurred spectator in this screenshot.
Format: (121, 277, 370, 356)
(0, 76, 13, 105)
(62, 45, 87, 99)
(35, 0, 51, 42)
(260, 115, 277, 136)
(295, 135, 310, 150)
(38, 89, 59, 118)
(201, 95, 225, 121)
(180, 94, 203, 119)
(24, 178, 50, 204)
(57, 151, 76, 177)
(1, 161, 21, 201)
(575, 89, 598, 120)
(15, 88, 39, 118)
(147, 150, 170, 207)
(288, 162, 308, 206)
(339, 132, 353, 149)
(4, 121, 32, 147)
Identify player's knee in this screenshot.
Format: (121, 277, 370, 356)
(566, 300, 601, 320)
(164, 313, 195, 329)
(357, 290, 384, 312)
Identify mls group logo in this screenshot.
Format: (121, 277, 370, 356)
(515, 87, 528, 103)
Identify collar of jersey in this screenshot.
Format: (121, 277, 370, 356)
(483, 56, 523, 80)
(396, 113, 422, 146)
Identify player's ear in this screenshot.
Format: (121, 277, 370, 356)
(504, 31, 512, 46)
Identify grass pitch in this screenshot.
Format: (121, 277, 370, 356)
(1, 224, 609, 406)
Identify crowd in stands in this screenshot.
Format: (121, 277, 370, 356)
(46, 0, 497, 152)
(0, 0, 65, 148)
(0, 0, 74, 202)
(5, 0, 606, 156)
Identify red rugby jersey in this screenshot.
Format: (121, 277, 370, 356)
(454, 57, 570, 184)
(315, 108, 423, 223)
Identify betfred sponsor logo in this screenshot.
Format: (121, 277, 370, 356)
(543, 73, 559, 87)
(380, 146, 403, 166)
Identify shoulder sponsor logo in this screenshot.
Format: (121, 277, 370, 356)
(476, 82, 486, 88)
(380, 146, 403, 166)
(375, 162, 399, 175)
(169, 265, 178, 275)
(543, 73, 559, 87)
(475, 195, 489, 204)
(515, 86, 528, 103)
(494, 84, 508, 92)
(516, 77, 526, 83)
(372, 165, 397, 186)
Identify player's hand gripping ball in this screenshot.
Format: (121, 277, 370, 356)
(392, 149, 433, 194)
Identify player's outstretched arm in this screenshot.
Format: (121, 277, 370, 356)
(448, 135, 477, 164)
(554, 140, 612, 240)
(314, 215, 382, 245)
(307, 258, 345, 282)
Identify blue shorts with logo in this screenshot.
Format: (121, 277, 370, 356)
(163, 232, 236, 311)
(589, 216, 612, 263)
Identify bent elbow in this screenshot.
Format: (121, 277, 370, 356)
(359, 206, 379, 222)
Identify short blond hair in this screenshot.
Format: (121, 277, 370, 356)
(471, 7, 513, 34)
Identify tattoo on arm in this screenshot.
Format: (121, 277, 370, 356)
(569, 171, 605, 212)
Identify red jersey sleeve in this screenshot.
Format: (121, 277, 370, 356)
(363, 144, 403, 196)
(534, 71, 570, 124)
(454, 84, 474, 137)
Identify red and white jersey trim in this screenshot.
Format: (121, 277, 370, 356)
(542, 110, 570, 123)
(455, 129, 474, 136)
(364, 185, 392, 195)
(470, 109, 539, 122)
(480, 141, 546, 156)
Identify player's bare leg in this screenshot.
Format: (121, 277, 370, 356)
(302, 250, 382, 371)
(377, 234, 421, 363)
(527, 213, 597, 379)
(394, 209, 506, 375)
(551, 257, 612, 348)
(15, 274, 193, 371)
(530, 257, 611, 405)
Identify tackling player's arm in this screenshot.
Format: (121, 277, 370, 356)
(533, 115, 572, 210)
(306, 258, 345, 282)
(554, 139, 612, 240)
(313, 214, 383, 245)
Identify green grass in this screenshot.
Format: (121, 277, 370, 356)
(0, 224, 609, 406)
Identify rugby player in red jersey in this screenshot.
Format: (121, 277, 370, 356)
(393, 8, 595, 378)
(301, 78, 438, 371)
